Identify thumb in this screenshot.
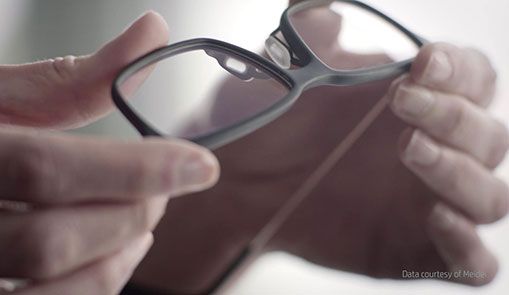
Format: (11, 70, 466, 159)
(0, 11, 169, 129)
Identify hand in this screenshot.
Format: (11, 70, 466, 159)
(274, 43, 508, 286)
(387, 43, 509, 282)
(0, 12, 219, 295)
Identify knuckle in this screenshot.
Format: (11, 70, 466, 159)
(470, 178, 509, 225)
(49, 55, 79, 82)
(44, 56, 95, 122)
(492, 181, 509, 222)
(441, 151, 466, 196)
(5, 139, 58, 201)
(130, 201, 153, 232)
(438, 99, 466, 140)
(94, 260, 126, 294)
(19, 215, 71, 279)
(94, 270, 118, 294)
(486, 65, 498, 87)
(485, 121, 509, 168)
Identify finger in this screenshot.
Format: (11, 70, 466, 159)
(0, 129, 219, 204)
(400, 129, 509, 224)
(0, 197, 166, 280)
(410, 43, 497, 107)
(427, 203, 499, 286)
(14, 233, 153, 295)
(388, 77, 509, 168)
(0, 11, 169, 129)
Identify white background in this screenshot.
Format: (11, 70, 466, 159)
(0, 1, 507, 294)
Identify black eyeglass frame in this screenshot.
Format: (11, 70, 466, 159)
(112, 0, 425, 151)
(113, 1, 426, 294)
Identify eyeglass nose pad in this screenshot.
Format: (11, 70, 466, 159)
(265, 36, 291, 70)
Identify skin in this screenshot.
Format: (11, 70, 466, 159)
(131, 3, 509, 294)
(0, 4, 507, 295)
(0, 12, 219, 295)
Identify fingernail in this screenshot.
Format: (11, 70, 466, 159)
(177, 152, 219, 194)
(404, 131, 441, 166)
(392, 84, 435, 118)
(423, 50, 453, 84)
(429, 203, 457, 231)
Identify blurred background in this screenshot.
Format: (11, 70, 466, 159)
(0, 0, 507, 294)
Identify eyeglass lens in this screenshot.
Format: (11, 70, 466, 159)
(289, 1, 419, 70)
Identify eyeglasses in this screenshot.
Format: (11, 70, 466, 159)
(112, 0, 425, 294)
(112, 0, 424, 150)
